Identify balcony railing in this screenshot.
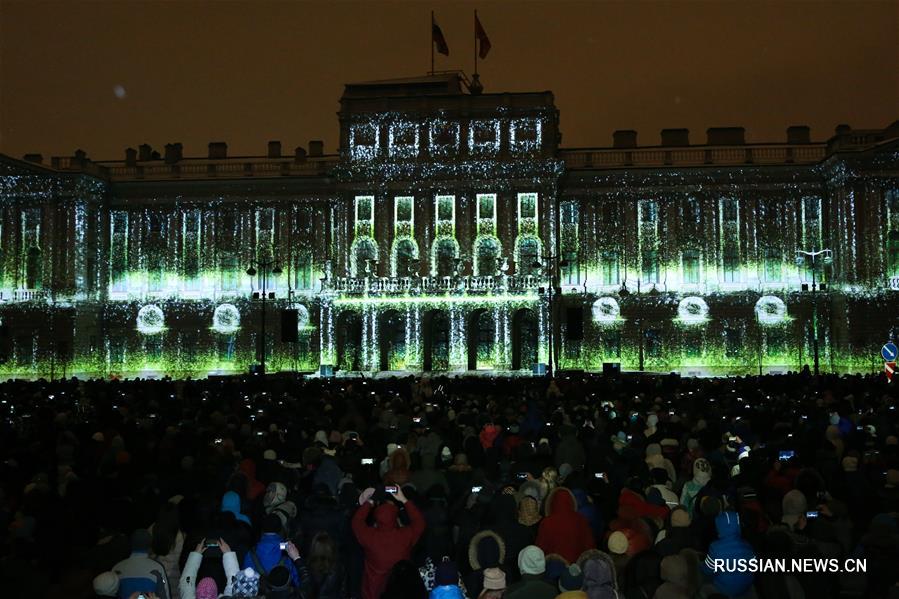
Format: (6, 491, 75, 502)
(326, 274, 547, 295)
(560, 143, 828, 170)
(0, 289, 50, 302)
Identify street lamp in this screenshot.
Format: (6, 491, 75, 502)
(796, 248, 832, 375)
(532, 254, 570, 377)
(247, 257, 282, 375)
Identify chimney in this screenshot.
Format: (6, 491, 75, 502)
(661, 128, 689, 146)
(74, 149, 88, 161)
(125, 148, 137, 166)
(164, 143, 183, 164)
(138, 144, 153, 161)
(786, 126, 810, 144)
(267, 140, 282, 158)
(835, 124, 852, 136)
(208, 142, 228, 159)
(706, 127, 745, 145)
(294, 146, 307, 163)
(308, 140, 324, 157)
(23, 154, 43, 164)
(612, 130, 637, 149)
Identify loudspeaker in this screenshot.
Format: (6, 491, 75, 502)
(566, 306, 584, 340)
(281, 309, 298, 342)
(603, 362, 621, 376)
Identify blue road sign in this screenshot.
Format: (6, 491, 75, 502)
(882, 342, 898, 362)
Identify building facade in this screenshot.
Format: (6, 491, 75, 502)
(1, 73, 898, 378)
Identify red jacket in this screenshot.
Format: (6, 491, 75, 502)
(535, 488, 596, 563)
(352, 500, 425, 599)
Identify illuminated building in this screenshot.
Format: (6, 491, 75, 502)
(1, 73, 897, 377)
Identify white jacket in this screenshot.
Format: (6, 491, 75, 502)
(179, 550, 239, 599)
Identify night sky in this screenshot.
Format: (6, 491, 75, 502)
(1, 0, 897, 161)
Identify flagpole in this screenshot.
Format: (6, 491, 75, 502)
(430, 11, 435, 74)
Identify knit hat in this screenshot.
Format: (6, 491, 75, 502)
(518, 495, 542, 527)
(263, 449, 277, 461)
(233, 568, 259, 597)
(131, 528, 152, 552)
(670, 507, 691, 528)
(482, 567, 506, 590)
(196, 577, 218, 599)
(91, 432, 105, 442)
(518, 545, 546, 575)
(559, 564, 584, 592)
(647, 414, 659, 428)
(435, 559, 459, 586)
(607, 530, 629, 555)
(92, 572, 119, 597)
(841, 456, 858, 472)
(782, 489, 808, 527)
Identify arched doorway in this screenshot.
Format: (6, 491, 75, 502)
(511, 308, 539, 370)
(335, 311, 362, 371)
(423, 310, 450, 371)
(379, 310, 406, 371)
(467, 309, 495, 370)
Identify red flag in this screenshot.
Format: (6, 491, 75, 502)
(475, 13, 491, 59)
(432, 18, 449, 56)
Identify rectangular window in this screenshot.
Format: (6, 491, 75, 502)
(764, 248, 782, 282)
(722, 198, 739, 223)
(562, 250, 579, 285)
(642, 249, 659, 284)
(436, 195, 455, 222)
(511, 119, 541, 152)
(470, 120, 500, 152)
(431, 122, 459, 152)
(220, 252, 238, 291)
(682, 249, 700, 285)
(355, 196, 374, 223)
(111, 211, 128, 292)
(723, 250, 740, 283)
(640, 200, 659, 224)
(183, 209, 201, 290)
(389, 123, 418, 158)
(395, 196, 413, 224)
(601, 251, 619, 286)
(477, 194, 496, 220)
(561, 201, 578, 225)
(295, 252, 313, 289)
(518, 193, 537, 220)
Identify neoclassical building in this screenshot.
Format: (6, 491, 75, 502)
(1, 73, 897, 378)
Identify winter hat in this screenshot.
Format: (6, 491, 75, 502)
(886, 435, 898, 446)
(233, 568, 259, 597)
(782, 489, 808, 527)
(607, 530, 630, 555)
(647, 414, 659, 428)
(559, 564, 584, 592)
(92, 572, 119, 597)
(314, 430, 329, 447)
(686, 438, 699, 451)
(692, 458, 712, 485)
(435, 559, 459, 586)
(518, 545, 546, 575)
(441, 446, 453, 461)
(518, 495, 542, 527)
(91, 432, 105, 442)
(263, 449, 277, 461)
(829, 413, 840, 426)
(841, 456, 858, 472)
(268, 565, 292, 591)
(482, 567, 506, 590)
(670, 507, 691, 528)
(196, 577, 218, 599)
(387, 443, 399, 456)
(131, 528, 152, 552)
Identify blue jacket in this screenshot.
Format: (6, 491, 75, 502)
(243, 533, 300, 587)
(702, 511, 755, 597)
(430, 584, 465, 599)
(222, 491, 252, 525)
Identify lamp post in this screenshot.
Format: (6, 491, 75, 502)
(247, 257, 282, 375)
(796, 248, 831, 375)
(532, 253, 570, 377)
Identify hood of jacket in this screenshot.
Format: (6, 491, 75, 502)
(430, 584, 465, 599)
(545, 487, 577, 517)
(468, 529, 506, 571)
(389, 447, 411, 472)
(715, 511, 742, 539)
(583, 555, 618, 599)
(373, 502, 399, 530)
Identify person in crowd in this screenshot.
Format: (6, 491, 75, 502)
(535, 487, 596, 563)
(243, 514, 301, 588)
(179, 538, 238, 599)
(701, 512, 756, 598)
(299, 531, 346, 599)
(506, 545, 557, 599)
(479, 567, 506, 599)
(112, 529, 171, 599)
(352, 485, 426, 599)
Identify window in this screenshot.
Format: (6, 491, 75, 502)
(395, 196, 413, 225)
(517, 237, 541, 276)
(294, 252, 313, 289)
(111, 212, 128, 292)
(148, 252, 164, 293)
(478, 194, 495, 221)
(430, 122, 459, 154)
(722, 198, 739, 223)
(351, 124, 378, 159)
(217, 335, 236, 362)
(601, 251, 619, 286)
(561, 202, 578, 225)
(352, 238, 378, 278)
(149, 212, 164, 234)
(518, 193, 537, 220)
(764, 248, 782, 282)
(642, 249, 659, 284)
(561, 251, 579, 285)
(389, 122, 417, 157)
(511, 119, 541, 152)
(220, 252, 238, 291)
(475, 237, 501, 276)
(724, 327, 742, 358)
(470, 120, 500, 153)
(183, 210, 201, 289)
(436, 196, 454, 223)
(355, 196, 374, 223)
(393, 239, 418, 277)
(25, 247, 42, 289)
(723, 249, 740, 283)
(682, 249, 700, 285)
(434, 238, 458, 277)
(640, 200, 659, 224)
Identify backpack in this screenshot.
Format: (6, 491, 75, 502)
(249, 549, 290, 594)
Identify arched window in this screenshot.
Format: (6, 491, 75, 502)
(25, 247, 42, 289)
(351, 237, 378, 277)
(432, 237, 459, 277)
(474, 237, 501, 276)
(393, 238, 418, 277)
(516, 237, 541, 276)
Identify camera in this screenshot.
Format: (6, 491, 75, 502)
(385, 485, 398, 494)
(279, 542, 288, 550)
(517, 472, 528, 480)
(806, 511, 819, 519)
(594, 472, 607, 480)
(361, 458, 374, 465)
(779, 450, 795, 461)
(471, 486, 483, 493)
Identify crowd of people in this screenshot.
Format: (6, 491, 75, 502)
(0, 369, 897, 599)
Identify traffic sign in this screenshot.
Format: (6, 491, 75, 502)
(886, 361, 896, 383)
(882, 342, 898, 362)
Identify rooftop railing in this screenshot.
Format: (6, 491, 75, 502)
(560, 143, 828, 170)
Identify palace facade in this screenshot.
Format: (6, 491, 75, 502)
(1, 73, 898, 378)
